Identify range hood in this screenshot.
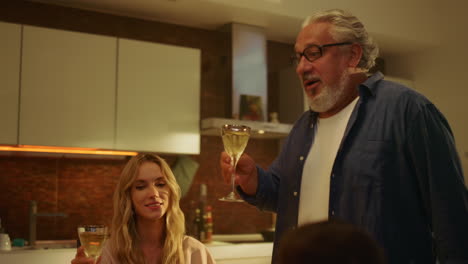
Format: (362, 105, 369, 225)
(201, 23, 293, 139)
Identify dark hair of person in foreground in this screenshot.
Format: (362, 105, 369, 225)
(278, 219, 386, 264)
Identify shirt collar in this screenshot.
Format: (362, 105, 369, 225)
(359, 71, 384, 97)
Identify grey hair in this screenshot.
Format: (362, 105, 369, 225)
(302, 9, 379, 71)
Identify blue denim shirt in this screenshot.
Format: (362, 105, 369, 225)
(239, 72, 468, 264)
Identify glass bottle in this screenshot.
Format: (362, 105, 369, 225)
(204, 206, 213, 243)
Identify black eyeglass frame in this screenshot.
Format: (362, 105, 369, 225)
(293, 42, 353, 65)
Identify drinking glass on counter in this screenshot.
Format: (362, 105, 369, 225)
(77, 225, 108, 261)
(220, 124, 251, 202)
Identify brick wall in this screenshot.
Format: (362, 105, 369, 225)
(0, 136, 278, 240)
(0, 155, 124, 240)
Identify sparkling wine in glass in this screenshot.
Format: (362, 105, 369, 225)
(220, 124, 251, 202)
(77, 225, 108, 261)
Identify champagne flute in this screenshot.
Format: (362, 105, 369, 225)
(77, 225, 108, 261)
(220, 124, 251, 202)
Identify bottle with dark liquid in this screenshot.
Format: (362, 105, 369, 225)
(194, 208, 206, 242)
(193, 208, 201, 240)
(198, 184, 208, 242)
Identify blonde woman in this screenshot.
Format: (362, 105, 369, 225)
(72, 153, 215, 264)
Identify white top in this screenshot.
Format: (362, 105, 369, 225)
(298, 97, 359, 226)
(100, 236, 215, 264)
(183, 236, 216, 264)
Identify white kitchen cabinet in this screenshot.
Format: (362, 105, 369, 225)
(19, 26, 117, 148)
(116, 38, 200, 154)
(0, 22, 21, 144)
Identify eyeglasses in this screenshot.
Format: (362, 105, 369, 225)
(292, 42, 353, 65)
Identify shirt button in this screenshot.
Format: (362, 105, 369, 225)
(331, 210, 335, 215)
(299, 156, 304, 161)
(293, 191, 298, 196)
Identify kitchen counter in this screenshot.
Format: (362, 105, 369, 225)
(208, 241, 272, 263)
(0, 241, 273, 264)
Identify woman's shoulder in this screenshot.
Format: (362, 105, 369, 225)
(183, 236, 216, 264)
(183, 236, 206, 250)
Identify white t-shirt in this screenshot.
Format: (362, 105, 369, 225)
(298, 97, 359, 226)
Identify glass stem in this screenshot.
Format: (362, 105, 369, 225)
(231, 157, 238, 193)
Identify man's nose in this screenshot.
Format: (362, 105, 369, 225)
(296, 56, 311, 75)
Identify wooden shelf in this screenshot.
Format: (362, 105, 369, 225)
(201, 118, 292, 139)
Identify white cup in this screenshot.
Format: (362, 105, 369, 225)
(0, 233, 12, 251)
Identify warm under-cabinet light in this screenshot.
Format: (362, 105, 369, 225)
(0, 145, 138, 156)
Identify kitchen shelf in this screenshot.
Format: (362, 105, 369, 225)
(201, 118, 293, 139)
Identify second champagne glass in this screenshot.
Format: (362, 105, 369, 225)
(220, 124, 251, 202)
(77, 225, 108, 261)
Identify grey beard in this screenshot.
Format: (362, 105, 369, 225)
(307, 71, 349, 113)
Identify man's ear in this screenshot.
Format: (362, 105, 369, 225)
(348, 43, 363, 68)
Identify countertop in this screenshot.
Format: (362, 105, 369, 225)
(0, 241, 273, 264)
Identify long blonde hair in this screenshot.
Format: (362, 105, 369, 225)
(109, 153, 186, 264)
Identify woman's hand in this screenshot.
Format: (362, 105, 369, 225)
(71, 246, 101, 264)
